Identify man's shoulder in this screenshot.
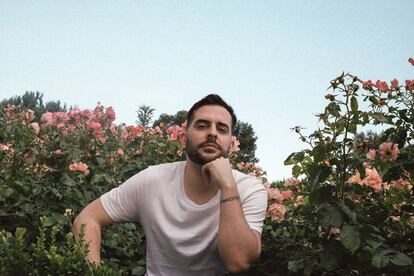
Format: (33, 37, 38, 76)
(141, 160, 186, 179)
(232, 169, 262, 184)
(147, 160, 186, 172)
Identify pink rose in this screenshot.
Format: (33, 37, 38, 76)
(30, 122, 40, 134)
(406, 80, 414, 91)
(267, 203, 287, 222)
(366, 149, 376, 160)
(106, 106, 116, 121)
(282, 190, 293, 200)
(229, 136, 240, 154)
(268, 187, 283, 202)
(363, 168, 382, 191)
(390, 79, 399, 89)
(0, 144, 10, 151)
(363, 80, 373, 89)
(116, 148, 124, 156)
(375, 80, 389, 93)
(379, 142, 399, 161)
(69, 161, 89, 176)
(41, 112, 53, 124)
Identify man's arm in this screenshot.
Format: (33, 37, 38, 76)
(202, 158, 263, 273)
(73, 198, 114, 265)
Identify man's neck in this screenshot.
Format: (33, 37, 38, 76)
(184, 159, 219, 205)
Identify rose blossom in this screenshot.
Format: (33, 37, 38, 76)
(267, 203, 287, 222)
(0, 144, 10, 151)
(379, 142, 399, 161)
(366, 149, 376, 160)
(282, 190, 293, 200)
(375, 80, 389, 93)
(390, 79, 399, 89)
(229, 136, 240, 154)
(69, 161, 90, 176)
(116, 148, 124, 156)
(363, 80, 373, 89)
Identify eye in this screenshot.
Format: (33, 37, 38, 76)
(218, 126, 229, 133)
(196, 122, 207, 128)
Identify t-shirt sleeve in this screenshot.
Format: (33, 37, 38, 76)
(100, 168, 149, 223)
(240, 179, 268, 234)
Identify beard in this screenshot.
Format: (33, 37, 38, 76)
(185, 136, 229, 165)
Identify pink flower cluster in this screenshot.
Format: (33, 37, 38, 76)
(366, 142, 400, 161)
(264, 181, 295, 222)
(229, 136, 240, 154)
(284, 177, 302, 192)
(347, 166, 383, 192)
(236, 162, 264, 177)
(166, 122, 186, 142)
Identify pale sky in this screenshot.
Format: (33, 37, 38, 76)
(1, 1, 413, 181)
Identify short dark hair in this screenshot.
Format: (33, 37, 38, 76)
(187, 94, 237, 133)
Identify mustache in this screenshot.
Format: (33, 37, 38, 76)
(197, 139, 223, 150)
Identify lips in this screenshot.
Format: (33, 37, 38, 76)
(199, 143, 219, 149)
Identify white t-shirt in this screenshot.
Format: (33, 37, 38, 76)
(101, 161, 267, 276)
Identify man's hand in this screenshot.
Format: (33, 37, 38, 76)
(201, 157, 235, 190)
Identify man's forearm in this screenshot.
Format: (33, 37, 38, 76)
(218, 185, 261, 273)
(73, 217, 103, 264)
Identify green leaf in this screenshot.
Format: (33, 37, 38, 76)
(292, 164, 302, 177)
(309, 165, 331, 190)
(309, 186, 334, 205)
(365, 239, 382, 250)
(350, 96, 358, 112)
(348, 122, 357, 134)
(312, 143, 327, 162)
(371, 112, 388, 123)
(337, 202, 357, 224)
(326, 102, 341, 118)
(284, 152, 304, 165)
(390, 252, 413, 266)
(61, 173, 76, 186)
(319, 253, 338, 271)
(318, 204, 343, 229)
(371, 253, 389, 268)
(288, 259, 304, 272)
(340, 224, 360, 254)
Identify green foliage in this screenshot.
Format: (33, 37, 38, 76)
(153, 110, 187, 128)
(0, 91, 67, 122)
(0, 216, 117, 275)
(233, 120, 259, 163)
(136, 105, 155, 126)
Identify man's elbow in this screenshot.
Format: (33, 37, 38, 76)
(225, 254, 259, 273)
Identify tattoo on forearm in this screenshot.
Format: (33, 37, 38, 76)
(220, 196, 240, 204)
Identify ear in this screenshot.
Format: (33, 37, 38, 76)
(180, 132, 187, 148)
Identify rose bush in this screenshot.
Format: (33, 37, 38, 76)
(252, 58, 414, 275)
(0, 102, 244, 274)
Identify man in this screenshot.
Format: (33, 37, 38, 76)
(74, 94, 268, 275)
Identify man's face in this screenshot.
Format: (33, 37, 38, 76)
(184, 105, 233, 165)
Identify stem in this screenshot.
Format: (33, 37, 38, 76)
(339, 85, 352, 201)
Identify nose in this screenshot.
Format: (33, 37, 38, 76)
(207, 126, 218, 139)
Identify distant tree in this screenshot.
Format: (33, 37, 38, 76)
(153, 110, 187, 128)
(0, 91, 67, 121)
(233, 121, 259, 163)
(136, 105, 155, 126)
